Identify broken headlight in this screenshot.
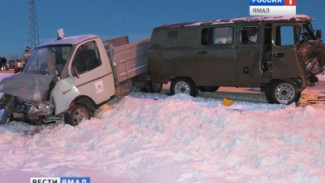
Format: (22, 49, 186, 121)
(14, 98, 53, 115)
(29, 102, 54, 115)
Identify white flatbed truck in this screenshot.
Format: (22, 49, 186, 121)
(0, 33, 152, 125)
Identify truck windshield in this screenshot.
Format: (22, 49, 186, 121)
(300, 22, 317, 42)
(23, 45, 72, 75)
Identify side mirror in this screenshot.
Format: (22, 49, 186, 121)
(73, 67, 80, 78)
(316, 29, 322, 40)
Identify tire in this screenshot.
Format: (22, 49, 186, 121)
(65, 104, 91, 126)
(171, 78, 198, 96)
(199, 86, 219, 92)
(148, 81, 163, 93)
(267, 81, 298, 105)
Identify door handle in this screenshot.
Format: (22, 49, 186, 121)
(272, 52, 285, 58)
(198, 50, 208, 55)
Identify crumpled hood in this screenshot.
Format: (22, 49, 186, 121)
(0, 73, 54, 101)
(301, 40, 325, 65)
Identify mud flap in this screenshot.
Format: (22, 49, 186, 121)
(115, 80, 134, 96)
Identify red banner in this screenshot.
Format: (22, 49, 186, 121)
(285, 0, 296, 6)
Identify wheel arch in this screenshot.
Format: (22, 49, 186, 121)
(266, 77, 303, 90)
(171, 76, 196, 85)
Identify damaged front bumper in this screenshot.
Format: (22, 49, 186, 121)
(12, 98, 54, 121)
(0, 73, 60, 124)
(0, 95, 60, 124)
(0, 94, 65, 125)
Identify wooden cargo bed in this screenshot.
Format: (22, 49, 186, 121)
(104, 36, 151, 84)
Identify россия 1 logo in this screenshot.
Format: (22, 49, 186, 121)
(250, 0, 296, 16)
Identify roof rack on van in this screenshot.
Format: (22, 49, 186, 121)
(156, 15, 313, 29)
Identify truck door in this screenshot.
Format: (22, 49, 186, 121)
(236, 24, 262, 87)
(271, 24, 302, 79)
(70, 40, 115, 104)
(198, 26, 236, 86)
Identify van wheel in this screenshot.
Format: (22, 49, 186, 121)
(267, 81, 298, 105)
(148, 81, 163, 93)
(171, 78, 198, 96)
(199, 86, 219, 92)
(65, 104, 91, 126)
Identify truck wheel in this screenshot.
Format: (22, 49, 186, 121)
(148, 81, 162, 93)
(171, 78, 198, 96)
(65, 104, 91, 126)
(267, 81, 298, 105)
(199, 86, 219, 92)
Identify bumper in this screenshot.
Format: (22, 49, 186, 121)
(0, 96, 56, 124)
(13, 100, 54, 122)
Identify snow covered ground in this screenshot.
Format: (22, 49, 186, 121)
(0, 72, 325, 183)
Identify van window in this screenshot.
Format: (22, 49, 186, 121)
(276, 26, 295, 46)
(72, 41, 102, 75)
(240, 26, 258, 44)
(202, 27, 233, 45)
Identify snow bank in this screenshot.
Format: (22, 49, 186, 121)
(0, 92, 325, 183)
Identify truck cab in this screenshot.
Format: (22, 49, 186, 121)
(148, 15, 325, 104)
